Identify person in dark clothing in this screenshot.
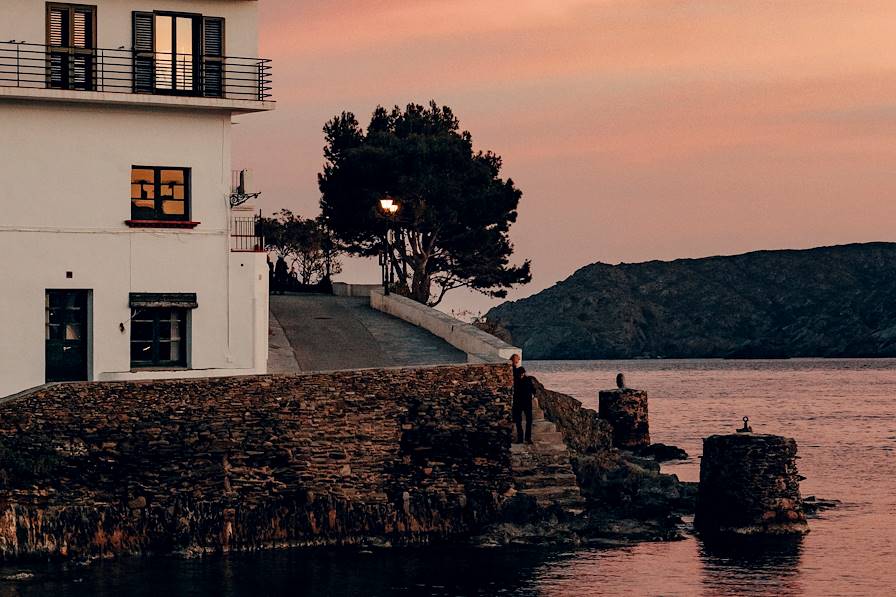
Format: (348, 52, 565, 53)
(513, 367, 535, 445)
(511, 353, 522, 391)
(274, 256, 289, 294)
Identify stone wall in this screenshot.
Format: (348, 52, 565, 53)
(695, 433, 808, 536)
(532, 380, 613, 453)
(0, 365, 513, 560)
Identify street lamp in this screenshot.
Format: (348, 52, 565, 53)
(378, 197, 400, 295)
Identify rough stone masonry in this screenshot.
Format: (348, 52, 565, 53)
(598, 388, 650, 449)
(695, 433, 808, 536)
(0, 365, 513, 559)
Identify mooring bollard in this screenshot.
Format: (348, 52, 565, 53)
(695, 420, 808, 536)
(598, 377, 650, 449)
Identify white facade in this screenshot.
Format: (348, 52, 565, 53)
(0, 0, 272, 397)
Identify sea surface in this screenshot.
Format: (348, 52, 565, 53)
(1, 359, 894, 596)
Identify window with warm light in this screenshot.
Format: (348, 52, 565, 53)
(130, 166, 190, 221)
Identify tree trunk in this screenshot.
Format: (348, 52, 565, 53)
(410, 265, 431, 304)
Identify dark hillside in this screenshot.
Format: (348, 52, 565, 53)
(486, 243, 896, 359)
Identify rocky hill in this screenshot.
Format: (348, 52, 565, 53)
(486, 243, 896, 360)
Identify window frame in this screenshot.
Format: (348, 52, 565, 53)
(130, 307, 188, 369)
(130, 165, 192, 223)
(151, 10, 202, 96)
(132, 11, 225, 98)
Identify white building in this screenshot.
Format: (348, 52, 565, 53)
(0, 0, 273, 397)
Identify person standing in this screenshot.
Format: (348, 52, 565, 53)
(513, 367, 535, 445)
(510, 353, 522, 388)
(274, 256, 289, 294)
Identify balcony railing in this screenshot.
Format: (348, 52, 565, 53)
(231, 217, 265, 252)
(0, 41, 272, 102)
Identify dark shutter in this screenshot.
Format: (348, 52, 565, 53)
(132, 12, 154, 93)
(48, 7, 66, 47)
(47, 4, 95, 90)
(202, 17, 225, 97)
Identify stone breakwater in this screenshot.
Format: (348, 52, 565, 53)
(695, 433, 808, 536)
(0, 365, 513, 560)
(531, 380, 696, 540)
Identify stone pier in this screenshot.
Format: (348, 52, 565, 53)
(598, 388, 650, 449)
(0, 365, 515, 560)
(695, 433, 809, 536)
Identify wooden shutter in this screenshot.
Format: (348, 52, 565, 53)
(202, 17, 225, 97)
(47, 6, 67, 88)
(132, 12, 154, 93)
(47, 4, 95, 90)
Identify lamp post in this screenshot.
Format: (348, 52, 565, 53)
(378, 197, 399, 295)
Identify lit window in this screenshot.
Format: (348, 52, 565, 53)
(131, 166, 190, 221)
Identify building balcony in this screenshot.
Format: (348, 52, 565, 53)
(0, 42, 273, 113)
(231, 216, 265, 253)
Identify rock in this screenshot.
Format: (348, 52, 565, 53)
(128, 496, 147, 509)
(572, 451, 692, 517)
(695, 433, 809, 536)
(802, 496, 841, 516)
(636, 443, 688, 462)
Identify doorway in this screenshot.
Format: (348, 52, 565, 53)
(45, 290, 89, 383)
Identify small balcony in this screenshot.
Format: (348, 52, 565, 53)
(231, 216, 265, 253)
(0, 41, 273, 112)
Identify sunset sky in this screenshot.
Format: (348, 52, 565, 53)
(233, 0, 896, 314)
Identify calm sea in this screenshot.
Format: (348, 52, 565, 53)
(1, 359, 894, 596)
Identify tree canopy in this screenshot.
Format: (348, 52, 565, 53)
(318, 101, 531, 306)
(257, 210, 342, 285)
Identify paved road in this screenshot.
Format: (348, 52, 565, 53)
(269, 294, 467, 372)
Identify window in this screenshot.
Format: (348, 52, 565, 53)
(47, 3, 97, 90)
(133, 12, 225, 97)
(130, 308, 187, 368)
(131, 166, 190, 221)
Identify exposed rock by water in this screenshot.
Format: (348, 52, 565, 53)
(483, 379, 695, 545)
(636, 443, 689, 462)
(486, 242, 896, 359)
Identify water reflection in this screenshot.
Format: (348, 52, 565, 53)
(698, 533, 804, 596)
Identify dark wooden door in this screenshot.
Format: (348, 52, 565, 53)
(45, 290, 89, 383)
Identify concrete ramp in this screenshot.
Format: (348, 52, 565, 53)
(269, 294, 467, 372)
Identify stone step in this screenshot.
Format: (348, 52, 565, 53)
(532, 432, 564, 445)
(512, 453, 573, 469)
(511, 462, 573, 475)
(532, 420, 556, 432)
(514, 473, 579, 490)
(520, 485, 585, 506)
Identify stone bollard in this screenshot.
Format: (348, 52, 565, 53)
(598, 388, 650, 449)
(695, 433, 809, 536)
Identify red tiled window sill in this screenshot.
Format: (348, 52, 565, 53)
(125, 220, 200, 229)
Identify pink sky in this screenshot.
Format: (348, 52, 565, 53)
(233, 0, 896, 314)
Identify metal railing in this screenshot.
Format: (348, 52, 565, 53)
(0, 41, 272, 101)
(231, 217, 265, 252)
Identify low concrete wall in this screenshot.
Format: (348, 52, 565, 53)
(332, 283, 382, 298)
(0, 364, 514, 559)
(369, 289, 521, 363)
